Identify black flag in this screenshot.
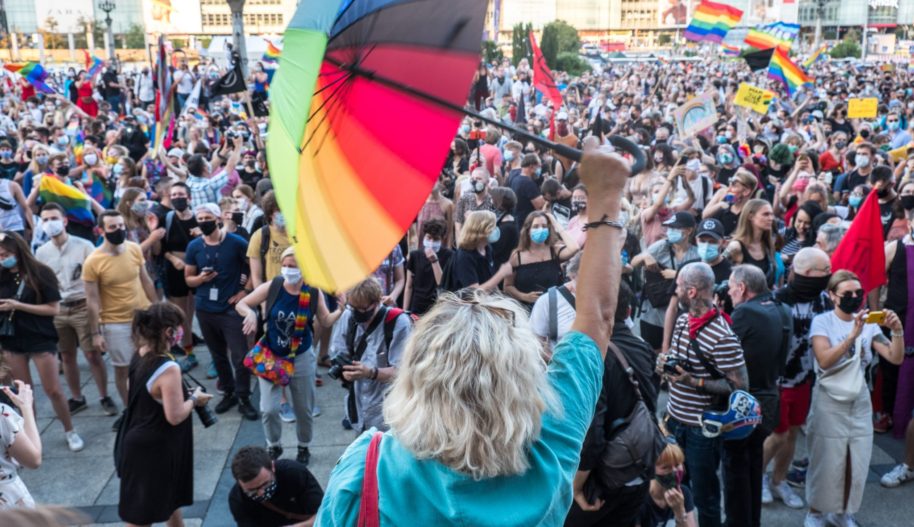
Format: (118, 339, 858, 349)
(743, 48, 775, 72)
(212, 50, 247, 96)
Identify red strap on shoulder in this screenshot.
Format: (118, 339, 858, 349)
(357, 432, 383, 527)
(384, 308, 403, 323)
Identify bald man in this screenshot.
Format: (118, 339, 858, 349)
(761, 248, 834, 509)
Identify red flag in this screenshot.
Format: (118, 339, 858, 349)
(830, 191, 887, 293)
(548, 111, 555, 141)
(82, 50, 91, 71)
(529, 32, 563, 109)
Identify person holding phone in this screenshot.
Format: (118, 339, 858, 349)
(0, 379, 42, 510)
(636, 443, 697, 527)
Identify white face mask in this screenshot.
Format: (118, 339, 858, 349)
(42, 219, 65, 238)
(281, 266, 302, 284)
(422, 238, 442, 253)
(84, 153, 98, 166)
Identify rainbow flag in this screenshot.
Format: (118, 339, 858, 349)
(745, 22, 800, 51)
(768, 46, 812, 96)
(803, 43, 829, 68)
(721, 43, 741, 56)
(88, 173, 113, 209)
(67, 123, 85, 164)
(3, 62, 54, 94)
(684, 1, 744, 44)
(262, 40, 281, 63)
(38, 176, 94, 225)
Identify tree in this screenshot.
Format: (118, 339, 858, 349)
(555, 52, 590, 77)
(657, 34, 672, 46)
(482, 40, 503, 64)
(125, 24, 145, 49)
(830, 29, 861, 59)
(40, 16, 65, 49)
(511, 22, 532, 66)
(539, 20, 580, 70)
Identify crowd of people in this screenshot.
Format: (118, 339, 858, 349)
(0, 43, 912, 527)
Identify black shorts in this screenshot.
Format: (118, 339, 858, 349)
(164, 263, 192, 298)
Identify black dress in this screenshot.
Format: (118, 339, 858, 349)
(513, 248, 564, 308)
(117, 354, 193, 524)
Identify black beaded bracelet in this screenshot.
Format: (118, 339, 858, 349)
(582, 214, 624, 231)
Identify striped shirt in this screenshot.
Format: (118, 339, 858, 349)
(666, 313, 745, 426)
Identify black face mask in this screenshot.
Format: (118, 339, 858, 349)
(231, 212, 244, 225)
(352, 306, 375, 323)
(55, 165, 71, 176)
(249, 479, 277, 503)
(788, 274, 831, 302)
(877, 186, 890, 199)
(838, 293, 864, 315)
(198, 220, 218, 236)
(901, 195, 914, 211)
(572, 201, 587, 214)
(172, 197, 189, 212)
(105, 228, 126, 246)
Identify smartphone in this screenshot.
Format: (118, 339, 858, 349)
(865, 311, 885, 325)
(201, 267, 215, 274)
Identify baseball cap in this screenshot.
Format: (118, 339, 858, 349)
(662, 211, 696, 230)
(696, 218, 725, 240)
(167, 148, 184, 158)
(556, 111, 568, 121)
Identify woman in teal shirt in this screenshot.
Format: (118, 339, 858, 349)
(316, 145, 631, 526)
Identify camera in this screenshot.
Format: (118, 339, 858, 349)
(714, 281, 733, 315)
(183, 375, 217, 428)
(326, 354, 353, 381)
(663, 358, 682, 375)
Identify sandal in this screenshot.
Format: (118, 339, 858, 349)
(317, 356, 332, 368)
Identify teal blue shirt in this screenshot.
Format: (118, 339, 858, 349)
(315, 331, 603, 526)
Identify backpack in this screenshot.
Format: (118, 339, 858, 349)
(595, 342, 666, 491)
(345, 306, 416, 363)
(258, 224, 271, 283)
(547, 285, 576, 342)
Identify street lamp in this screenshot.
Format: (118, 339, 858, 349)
(814, 0, 827, 47)
(98, 0, 115, 59)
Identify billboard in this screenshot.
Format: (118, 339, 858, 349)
(143, 0, 202, 35)
(658, 0, 699, 28)
(658, 0, 798, 30)
(34, 0, 94, 34)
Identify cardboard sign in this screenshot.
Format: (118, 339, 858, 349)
(733, 83, 776, 114)
(847, 98, 878, 119)
(673, 92, 718, 138)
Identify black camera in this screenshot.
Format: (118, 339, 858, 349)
(663, 358, 682, 375)
(326, 354, 353, 381)
(183, 374, 217, 428)
(714, 281, 733, 315)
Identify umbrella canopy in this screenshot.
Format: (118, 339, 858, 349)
(268, 0, 488, 293)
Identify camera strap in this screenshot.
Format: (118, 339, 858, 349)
(346, 307, 388, 363)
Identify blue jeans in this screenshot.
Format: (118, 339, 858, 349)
(105, 94, 122, 115)
(665, 414, 722, 527)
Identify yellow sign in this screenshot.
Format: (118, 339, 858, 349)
(733, 83, 775, 114)
(848, 98, 878, 119)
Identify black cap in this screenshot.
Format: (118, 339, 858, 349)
(696, 218, 725, 240)
(662, 211, 696, 230)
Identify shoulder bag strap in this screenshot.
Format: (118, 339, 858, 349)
(557, 285, 576, 309)
(688, 321, 726, 380)
(548, 287, 558, 342)
(357, 432, 384, 527)
(606, 341, 643, 401)
(258, 501, 312, 522)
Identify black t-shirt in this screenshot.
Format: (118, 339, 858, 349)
(716, 166, 737, 186)
(228, 460, 323, 527)
(102, 70, 119, 98)
(712, 205, 740, 237)
(240, 168, 263, 188)
(0, 271, 61, 352)
(164, 212, 198, 253)
(508, 173, 542, 227)
(638, 485, 695, 527)
(711, 258, 732, 285)
(452, 247, 494, 289)
(406, 248, 452, 315)
(491, 216, 519, 267)
(0, 161, 19, 180)
(844, 170, 868, 195)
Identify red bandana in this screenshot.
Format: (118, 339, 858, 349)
(688, 308, 732, 339)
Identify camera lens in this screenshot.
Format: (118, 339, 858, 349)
(194, 404, 218, 428)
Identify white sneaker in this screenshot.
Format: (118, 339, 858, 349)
(771, 480, 804, 509)
(761, 473, 773, 504)
(880, 463, 914, 488)
(66, 430, 84, 452)
(826, 512, 860, 527)
(804, 512, 827, 527)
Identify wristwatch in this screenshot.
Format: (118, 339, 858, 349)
(189, 392, 198, 404)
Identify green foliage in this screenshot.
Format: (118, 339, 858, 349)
(657, 34, 672, 46)
(124, 24, 146, 49)
(830, 30, 861, 59)
(482, 40, 503, 64)
(539, 20, 580, 69)
(511, 22, 532, 66)
(555, 52, 590, 76)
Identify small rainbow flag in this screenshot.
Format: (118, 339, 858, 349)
(721, 43, 741, 56)
(67, 123, 85, 164)
(768, 46, 812, 96)
(803, 43, 829, 68)
(262, 40, 281, 63)
(38, 176, 94, 225)
(745, 22, 800, 52)
(684, 1, 744, 44)
(3, 62, 54, 94)
(88, 173, 113, 209)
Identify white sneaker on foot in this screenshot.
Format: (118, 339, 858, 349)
(772, 480, 804, 509)
(826, 512, 860, 527)
(761, 473, 773, 504)
(804, 512, 827, 527)
(66, 430, 84, 452)
(880, 463, 914, 488)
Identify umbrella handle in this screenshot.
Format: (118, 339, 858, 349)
(550, 136, 645, 177)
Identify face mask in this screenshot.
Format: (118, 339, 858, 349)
(667, 228, 683, 244)
(888, 121, 900, 131)
(0, 151, 11, 160)
(535, 167, 542, 178)
(423, 239, 442, 253)
(249, 479, 277, 503)
(848, 195, 863, 208)
(36, 155, 48, 166)
(236, 198, 249, 210)
(789, 274, 831, 302)
(231, 211, 244, 224)
(504, 150, 515, 162)
(860, 129, 871, 139)
(835, 140, 847, 149)
(168, 326, 184, 348)
(900, 195, 914, 211)
(0, 256, 16, 269)
(281, 267, 302, 284)
(716, 135, 727, 144)
(877, 186, 890, 199)
(57, 135, 69, 146)
(530, 227, 549, 244)
(837, 293, 864, 315)
(460, 125, 470, 135)
(487, 227, 501, 244)
(654, 154, 664, 163)
(855, 154, 870, 168)
(42, 219, 65, 238)
(84, 153, 98, 166)
(172, 197, 189, 212)
(105, 228, 126, 245)
(472, 180, 486, 194)
(56, 165, 71, 176)
(198, 220, 218, 236)
(718, 153, 733, 165)
(274, 212, 286, 229)
(352, 306, 375, 323)
(572, 200, 587, 214)
(655, 469, 682, 491)
(686, 159, 701, 172)
(697, 242, 719, 262)
(113, 164, 124, 175)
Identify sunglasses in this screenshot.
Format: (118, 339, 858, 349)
(840, 289, 864, 298)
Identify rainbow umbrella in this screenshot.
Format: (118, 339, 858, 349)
(268, 0, 488, 292)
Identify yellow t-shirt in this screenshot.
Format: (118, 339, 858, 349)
(82, 242, 151, 323)
(246, 225, 290, 282)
